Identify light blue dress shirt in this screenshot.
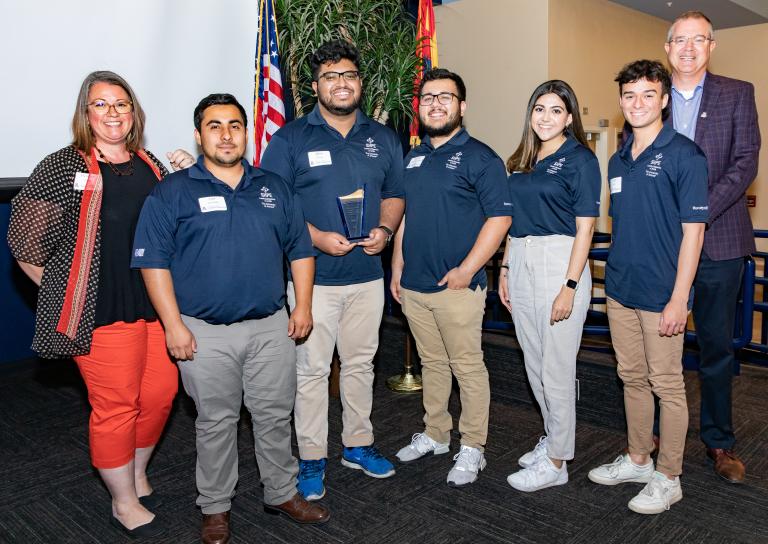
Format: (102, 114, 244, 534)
(671, 72, 706, 141)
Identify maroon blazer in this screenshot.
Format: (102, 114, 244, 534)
(668, 73, 761, 260)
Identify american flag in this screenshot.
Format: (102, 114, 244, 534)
(253, 0, 285, 166)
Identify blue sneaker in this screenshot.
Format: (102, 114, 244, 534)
(297, 458, 326, 501)
(341, 445, 396, 478)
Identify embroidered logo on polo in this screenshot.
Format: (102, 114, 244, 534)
(364, 137, 379, 158)
(260, 186, 276, 209)
(546, 157, 565, 175)
(646, 153, 663, 178)
(446, 151, 462, 170)
(134, 248, 145, 257)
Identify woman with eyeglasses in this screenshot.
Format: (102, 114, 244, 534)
(7, 71, 193, 538)
(498, 80, 601, 492)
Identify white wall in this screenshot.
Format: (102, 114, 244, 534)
(0, 0, 259, 177)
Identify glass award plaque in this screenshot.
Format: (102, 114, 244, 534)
(336, 186, 367, 241)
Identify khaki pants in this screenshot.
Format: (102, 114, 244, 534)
(607, 298, 688, 476)
(287, 279, 384, 459)
(401, 286, 490, 451)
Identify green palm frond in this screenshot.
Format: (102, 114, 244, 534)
(275, 0, 418, 128)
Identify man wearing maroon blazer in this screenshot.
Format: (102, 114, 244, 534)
(665, 10, 761, 483)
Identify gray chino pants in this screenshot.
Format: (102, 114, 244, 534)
(178, 310, 298, 514)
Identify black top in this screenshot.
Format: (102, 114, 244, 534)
(94, 157, 158, 327)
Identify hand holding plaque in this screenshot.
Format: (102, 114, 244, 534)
(336, 186, 367, 241)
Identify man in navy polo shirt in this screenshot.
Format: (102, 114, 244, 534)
(260, 40, 404, 499)
(132, 94, 329, 541)
(390, 68, 511, 487)
(588, 61, 707, 515)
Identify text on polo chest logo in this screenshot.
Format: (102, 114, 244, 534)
(446, 151, 462, 170)
(646, 153, 663, 178)
(546, 157, 565, 175)
(364, 137, 379, 158)
(260, 186, 276, 208)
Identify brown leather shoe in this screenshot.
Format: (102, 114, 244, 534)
(264, 493, 330, 524)
(707, 448, 746, 483)
(622, 435, 660, 456)
(201, 511, 230, 544)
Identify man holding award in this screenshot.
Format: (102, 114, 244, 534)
(261, 40, 404, 500)
(390, 69, 512, 486)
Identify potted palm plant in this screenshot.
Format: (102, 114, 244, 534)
(276, 0, 419, 129)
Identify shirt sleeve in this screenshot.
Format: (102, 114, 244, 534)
(473, 153, 513, 217)
(7, 149, 77, 266)
(260, 130, 296, 187)
(130, 184, 177, 269)
(572, 154, 602, 217)
(282, 190, 314, 262)
(677, 146, 710, 223)
(381, 132, 405, 199)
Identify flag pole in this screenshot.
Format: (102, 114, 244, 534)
(387, 0, 438, 394)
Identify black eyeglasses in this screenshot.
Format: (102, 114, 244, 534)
(419, 92, 459, 106)
(316, 70, 361, 83)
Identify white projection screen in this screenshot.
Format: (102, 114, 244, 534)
(0, 0, 260, 178)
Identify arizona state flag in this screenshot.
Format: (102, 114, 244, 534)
(409, 0, 439, 147)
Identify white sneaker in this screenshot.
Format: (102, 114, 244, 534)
(507, 457, 568, 492)
(396, 432, 450, 463)
(628, 471, 683, 514)
(518, 436, 548, 468)
(588, 454, 654, 486)
(447, 445, 486, 487)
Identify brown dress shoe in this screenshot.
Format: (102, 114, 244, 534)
(201, 511, 231, 544)
(264, 493, 330, 524)
(707, 448, 746, 483)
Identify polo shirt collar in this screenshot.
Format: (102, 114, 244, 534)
(307, 104, 370, 131)
(620, 123, 677, 162)
(188, 156, 263, 189)
(422, 127, 470, 151)
(535, 135, 579, 166)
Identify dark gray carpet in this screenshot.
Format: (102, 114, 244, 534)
(1, 318, 767, 543)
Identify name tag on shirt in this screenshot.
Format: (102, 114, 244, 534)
(308, 150, 332, 167)
(73, 172, 90, 191)
(199, 196, 228, 213)
(609, 176, 622, 194)
(406, 156, 425, 169)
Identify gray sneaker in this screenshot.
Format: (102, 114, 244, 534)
(447, 445, 486, 487)
(588, 454, 654, 486)
(396, 432, 450, 463)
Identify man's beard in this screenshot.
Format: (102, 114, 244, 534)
(422, 111, 462, 137)
(318, 90, 362, 116)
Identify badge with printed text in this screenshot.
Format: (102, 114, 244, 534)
(609, 177, 622, 194)
(73, 172, 90, 191)
(308, 150, 332, 167)
(198, 196, 228, 213)
(406, 156, 425, 169)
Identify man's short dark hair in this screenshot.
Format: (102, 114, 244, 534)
(419, 68, 467, 101)
(310, 40, 360, 80)
(614, 59, 671, 98)
(193, 93, 248, 131)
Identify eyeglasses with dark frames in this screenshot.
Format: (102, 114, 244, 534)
(316, 70, 361, 83)
(419, 92, 459, 106)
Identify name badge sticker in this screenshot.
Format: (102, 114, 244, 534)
(406, 156, 425, 169)
(308, 150, 332, 167)
(73, 172, 90, 191)
(198, 196, 228, 213)
(609, 176, 622, 194)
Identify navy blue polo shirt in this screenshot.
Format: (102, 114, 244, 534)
(606, 124, 709, 312)
(260, 105, 404, 286)
(400, 128, 512, 293)
(130, 157, 313, 325)
(508, 137, 601, 237)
